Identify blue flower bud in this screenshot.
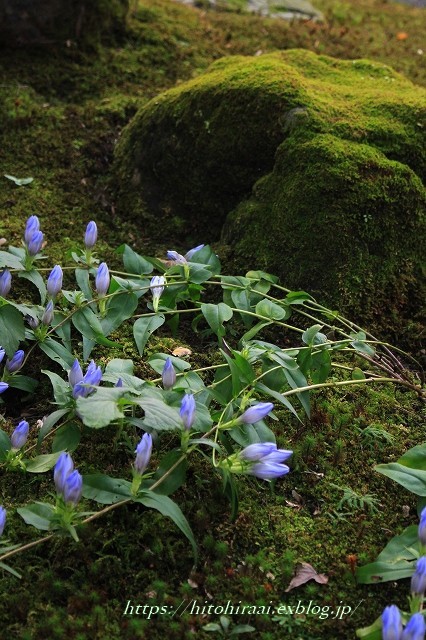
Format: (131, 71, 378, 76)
(47, 265, 63, 298)
(402, 613, 426, 640)
(0, 506, 6, 536)
(185, 244, 205, 260)
(239, 402, 274, 424)
(180, 393, 196, 431)
(26, 315, 39, 330)
(0, 382, 9, 394)
(115, 378, 123, 387)
(68, 359, 84, 388)
(24, 215, 40, 244)
(41, 300, 54, 326)
(239, 443, 277, 461)
(260, 449, 293, 464)
(162, 357, 176, 390)
(27, 230, 44, 256)
(411, 556, 426, 596)
(382, 605, 403, 640)
(0, 270, 12, 297)
(167, 250, 187, 264)
(63, 469, 83, 506)
(0, 347, 5, 364)
(150, 275, 165, 312)
(54, 452, 74, 494)
(95, 262, 110, 296)
(6, 349, 25, 373)
(250, 462, 291, 480)
(11, 420, 29, 450)
(84, 221, 97, 249)
(134, 433, 153, 475)
(419, 507, 426, 547)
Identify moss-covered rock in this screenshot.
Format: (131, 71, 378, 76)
(113, 49, 425, 337)
(0, 0, 129, 47)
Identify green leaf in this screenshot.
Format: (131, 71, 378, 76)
(135, 492, 197, 559)
(76, 388, 127, 428)
(375, 463, 426, 496)
(18, 270, 46, 304)
(133, 314, 165, 356)
(134, 388, 183, 431)
(302, 324, 323, 346)
(245, 270, 278, 284)
(188, 263, 212, 284)
(285, 291, 312, 304)
(26, 452, 62, 473)
(39, 337, 76, 369)
(255, 382, 301, 422)
(0, 429, 11, 460)
(101, 292, 138, 336)
(0, 251, 25, 270)
(255, 299, 286, 321)
(201, 303, 233, 338)
(0, 561, 22, 579)
(356, 617, 382, 639)
(0, 303, 25, 356)
(4, 174, 33, 186)
(82, 475, 132, 504)
(310, 349, 331, 384)
(7, 375, 37, 393)
(42, 370, 71, 406)
(229, 422, 276, 448)
(72, 307, 104, 341)
(105, 359, 134, 376)
(398, 444, 426, 470)
(75, 268, 92, 303)
(352, 367, 366, 380)
(52, 423, 81, 453)
(146, 450, 187, 496)
(350, 332, 376, 357)
(17, 502, 55, 530)
(37, 409, 69, 447)
(118, 244, 153, 275)
(240, 321, 271, 343)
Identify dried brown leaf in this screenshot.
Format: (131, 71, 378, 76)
(285, 562, 328, 592)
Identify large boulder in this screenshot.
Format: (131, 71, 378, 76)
(113, 49, 425, 337)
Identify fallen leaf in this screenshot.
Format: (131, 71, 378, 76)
(172, 347, 192, 357)
(285, 562, 328, 592)
(4, 174, 34, 186)
(396, 32, 408, 41)
(187, 578, 198, 588)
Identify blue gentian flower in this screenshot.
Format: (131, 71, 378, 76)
(27, 230, 44, 256)
(63, 470, 83, 506)
(11, 420, 29, 450)
(24, 215, 40, 244)
(5, 349, 25, 373)
(239, 402, 274, 424)
(84, 221, 97, 249)
(72, 360, 102, 398)
(41, 300, 54, 326)
(180, 394, 196, 431)
(239, 443, 277, 461)
(0, 347, 5, 364)
(0, 270, 12, 297)
(54, 453, 74, 494)
(68, 359, 84, 388)
(419, 507, 426, 547)
(47, 265, 63, 298)
(150, 275, 166, 312)
(250, 462, 291, 480)
(95, 262, 110, 296)
(411, 557, 426, 595)
(134, 433, 153, 475)
(162, 357, 176, 390)
(382, 605, 403, 640)
(0, 506, 6, 536)
(402, 613, 426, 640)
(115, 378, 123, 388)
(0, 382, 9, 394)
(167, 250, 187, 265)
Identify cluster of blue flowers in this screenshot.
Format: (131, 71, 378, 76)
(69, 359, 102, 399)
(24, 215, 43, 258)
(0, 347, 25, 394)
(382, 507, 426, 639)
(54, 453, 83, 506)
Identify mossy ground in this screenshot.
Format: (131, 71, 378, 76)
(0, 1, 425, 638)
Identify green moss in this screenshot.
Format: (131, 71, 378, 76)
(113, 49, 425, 340)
